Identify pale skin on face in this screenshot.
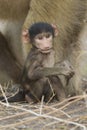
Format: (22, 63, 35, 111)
(34, 32, 53, 53)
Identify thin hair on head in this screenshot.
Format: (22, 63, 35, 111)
(29, 22, 54, 41)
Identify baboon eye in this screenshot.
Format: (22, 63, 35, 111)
(35, 34, 43, 40)
(38, 36, 43, 40)
(46, 33, 51, 38)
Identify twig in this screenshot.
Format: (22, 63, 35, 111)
(42, 121, 58, 130)
(41, 114, 86, 130)
(0, 101, 86, 130)
(46, 79, 55, 104)
(83, 92, 87, 108)
(40, 95, 44, 115)
(59, 110, 71, 118)
(0, 84, 9, 106)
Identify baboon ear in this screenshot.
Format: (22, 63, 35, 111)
(21, 29, 30, 43)
(51, 24, 58, 37)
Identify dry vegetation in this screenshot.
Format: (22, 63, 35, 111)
(0, 84, 87, 130)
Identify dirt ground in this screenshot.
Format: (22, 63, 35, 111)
(0, 94, 87, 130)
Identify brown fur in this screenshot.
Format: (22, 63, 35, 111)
(0, 32, 20, 84)
(0, 0, 31, 20)
(20, 47, 66, 102)
(23, 0, 86, 59)
(0, 0, 87, 95)
(22, 0, 87, 95)
(0, 0, 31, 84)
(0, 0, 31, 66)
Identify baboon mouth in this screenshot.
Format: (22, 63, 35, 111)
(40, 48, 52, 53)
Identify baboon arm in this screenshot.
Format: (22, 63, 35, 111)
(24, 55, 74, 81)
(28, 64, 71, 80)
(42, 67, 71, 77)
(27, 60, 44, 80)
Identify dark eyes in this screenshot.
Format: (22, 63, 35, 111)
(38, 36, 43, 40)
(46, 33, 51, 38)
(36, 33, 51, 40)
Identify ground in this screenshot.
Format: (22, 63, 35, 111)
(0, 93, 87, 130)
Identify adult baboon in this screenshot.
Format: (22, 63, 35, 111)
(0, 0, 31, 84)
(0, 32, 20, 84)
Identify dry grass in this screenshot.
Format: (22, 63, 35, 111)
(0, 84, 87, 130)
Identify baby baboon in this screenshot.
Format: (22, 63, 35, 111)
(21, 22, 74, 103)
